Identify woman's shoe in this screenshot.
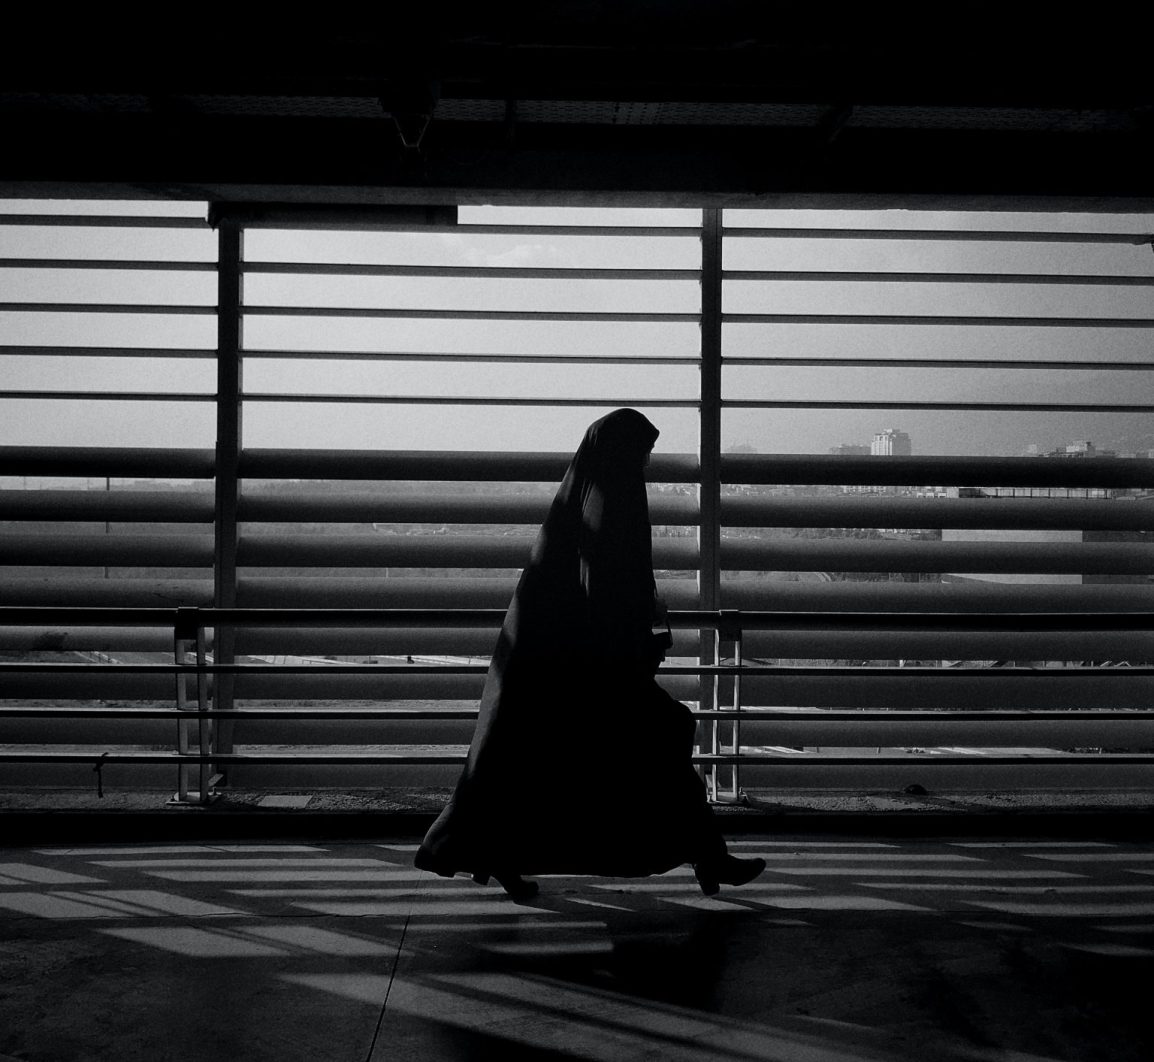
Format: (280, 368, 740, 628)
(493, 872, 538, 902)
(694, 855, 767, 897)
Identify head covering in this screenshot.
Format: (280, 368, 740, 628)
(512, 408, 660, 668)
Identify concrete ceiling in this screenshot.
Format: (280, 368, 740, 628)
(3, 7, 1151, 211)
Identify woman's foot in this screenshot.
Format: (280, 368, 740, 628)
(694, 855, 766, 896)
(493, 872, 538, 902)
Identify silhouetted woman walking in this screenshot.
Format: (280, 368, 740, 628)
(415, 409, 765, 899)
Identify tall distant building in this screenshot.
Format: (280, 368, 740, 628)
(870, 428, 912, 456)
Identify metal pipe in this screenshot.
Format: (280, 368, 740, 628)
(242, 349, 699, 365)
(719, 495, 1154, 531)
(723, 269, 1154, 286)
(0, 302, 215, 315)
(244, 262, 702, 280)
(243, 306, 698, 322)
(0, 446, 214, 478)
(239, 448, 701, 482)
(725, 312, 1154, 328)
(0, 258, 217, 271)
(724, 227, 1154, 244)
(0, 215, 208, 228)
(241, 393, 700, 407)
(719, 453, 1154, 488)
(727, 356, 1154, 371)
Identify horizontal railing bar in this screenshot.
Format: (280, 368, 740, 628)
(697, 754, 1154, 766)
(0, 215, 208, 229)
(719, 453, 1154, 488)
(724, 356, 1154, 371)
(697, 609, 1154, 627)
(721, 496, 1154, 531)
(2, 751, 1151, 767)
(724, 312, 1154, 328)
(723, 227, 1154, 245)
(0, 706, 480, 719)
(723, 269, 1154, 286)
(0, 446, 215, 477)
(0, 258, 217, 271)
(695, 709, 1154, 721)
(6, 706, 1152, 723)
(0, 490, 215, 522)
(720, 399, 1154, 413)
(0, 302, 216, 315)
(0, 752, 467, 765)
(0, 662, 489, 674)
(243, 306, 699, 322)
(242, 349, 700, 366)
(0, 606, 509, 627)
(3, 661, 1153, 678)
(0, 345, 217, 359)
(243, 261, 701, 280)
(20, 623, 1139, 661)
(709, 664, 1154, 678)
(0, 391, 215, 403)
(240, 393, 699, 408)
(672, 610, 1154, 631)
(3, 606, 1153, 632)
(239, 448, 701, 482)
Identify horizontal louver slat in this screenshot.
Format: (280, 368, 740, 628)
(0, 447, 215, 478)
(236, 534, 699, 569)
(721, 496, 1154, 531)
(1, 534, 213, 566)
(0, 579, 214, 607)
(740, 629, 1154, 661)
(239, 492, 699, 524)
(721, 454, 1154, 488)
(741, 669, 1154, 710)
(236, 577, 702, 609)
(736, 714, 1154, 747)
(241, 449, 700, 482)
(0, 490, 215, 522)
(720, 539, 1154, 574)
(719, 580, 1154, 613)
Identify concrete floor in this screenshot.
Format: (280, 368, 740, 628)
(2, 836, 1153, 1061)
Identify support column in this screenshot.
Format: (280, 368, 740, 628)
(699, 208, 723, 612)
(699, 208, 724, 796)
(212, 217, 243, 779)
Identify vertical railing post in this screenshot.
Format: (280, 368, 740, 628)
(212, 214, 244, 784)
(722, 611, 742, 802)
(699, 208, 724, 796)
(173, 613, 192, 804)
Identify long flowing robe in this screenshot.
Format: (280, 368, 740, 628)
(416, 409, 724, 878)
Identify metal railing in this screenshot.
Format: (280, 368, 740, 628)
(3, 605, 1154, 805)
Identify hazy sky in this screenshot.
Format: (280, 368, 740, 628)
(2, 200, 1152, 458)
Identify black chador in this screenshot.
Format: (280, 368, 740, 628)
(415, 409, 764, 899)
